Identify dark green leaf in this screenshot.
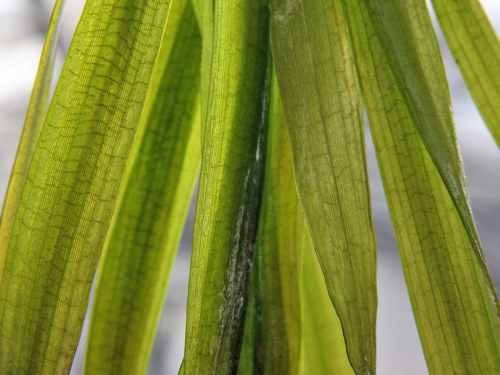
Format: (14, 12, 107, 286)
(238, 75, 303, 375)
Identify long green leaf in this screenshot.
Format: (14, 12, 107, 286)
(431, 0, 500, 147)
(347, 0, 493, 287)
(183, 0, 271, 373)
(342, 0, 500, 373)
(239, 75, 354, 375)
(270, 1, 377, 374)
(0, 1, 172, 373)
(0, 0, 66, 279)
(238, 75, 303, 375)
(84, 1, 201, 373)
(300, 231, 354, 375)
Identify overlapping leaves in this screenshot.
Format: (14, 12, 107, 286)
(1, 0, 500, 374)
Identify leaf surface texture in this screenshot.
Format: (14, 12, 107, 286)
(342, 0, 500, 372)
(237, 76, 303, 375)
(270, 1, 377, 373)
(0, 0, 172, 373)
(84, 0, 201, 373)
(431, 0, 500, 147)
(184, 0, 271, 373)
(0, 0, 66, 278)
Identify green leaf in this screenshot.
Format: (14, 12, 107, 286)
(0, 0, 172, 373)
(238, 75, 303, 375)
(0, 0, 66, 279)
(238, 74, 354, 375)
(431, 0, 500, 148)
(84, 1, 201, 374)
(300, 230, 354, 375)
(346, 0, 491, 281)
(190, 0, 212, 144)
(183, 0, 271, 373)
(342, 0, 500, 373)
(270, 1, 377, 374)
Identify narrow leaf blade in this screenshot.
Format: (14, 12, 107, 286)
(0, 1, 172, 373)
(270, 1, 377, 373)
(352, 0, 490, 285)
(84, 1, 201, 373)
(0, 0, 66, 278)
(183, 0, 271, 373)
(431, 0, 500, 147)
(238, 75, 353, 375)
(342, 0, 500, 372)
(238, 75, 303, 375)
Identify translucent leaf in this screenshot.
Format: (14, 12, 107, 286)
(270, 1, 377, 373)
(0, 0, 172, 373)
(238, 75, 303, 375)
(84, 1, 201, 373)
(0, 0, 66, 278)
(183, 0, 271, 372)
(431, 0, 500, 147)
(300, 231, 354, 375)
(342, 0, 500, 372)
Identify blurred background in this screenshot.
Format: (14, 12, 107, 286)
(0, 1, 499, 374)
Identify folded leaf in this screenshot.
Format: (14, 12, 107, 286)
(431, 0, 500, 147)
(0, 0, 66, 279)
(238, 75, 303, 375)
(239, 75, 354, 375)
(183, 0, 271, 372)
(342, 0, 500, 372)
(270, 1, 377, 373)
(0, 0, 172, 373)
(84, 1, 201, 374)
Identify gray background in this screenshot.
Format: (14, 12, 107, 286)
(0, 1, 499, 374)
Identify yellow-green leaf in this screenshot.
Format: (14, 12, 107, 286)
(238, 75, 354, 375)
(300, 231, 354, 375)
(84, 1, 201, 374)
(0, 0, 66, 279)
(183, 0, 271, 373)
(0, 0, 172, 373)
(190, 0, 212, 145)
(431, 0, 500, 147)
(270, 1, 377, 373)
(342, 0, 500, 373)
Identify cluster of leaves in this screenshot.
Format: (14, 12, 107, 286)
(0, 0, 499, 374)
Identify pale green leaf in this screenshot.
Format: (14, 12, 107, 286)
(0, 0, 66, 279)
(431, 0, 500, 147)
(0, 0, 172, 373)
(342, 0, 500, 373)
(300, 230, 354, 375)
(84, 1, 201, 374)
(270, 1, 377, 373)
(183, 0, 271, 373)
